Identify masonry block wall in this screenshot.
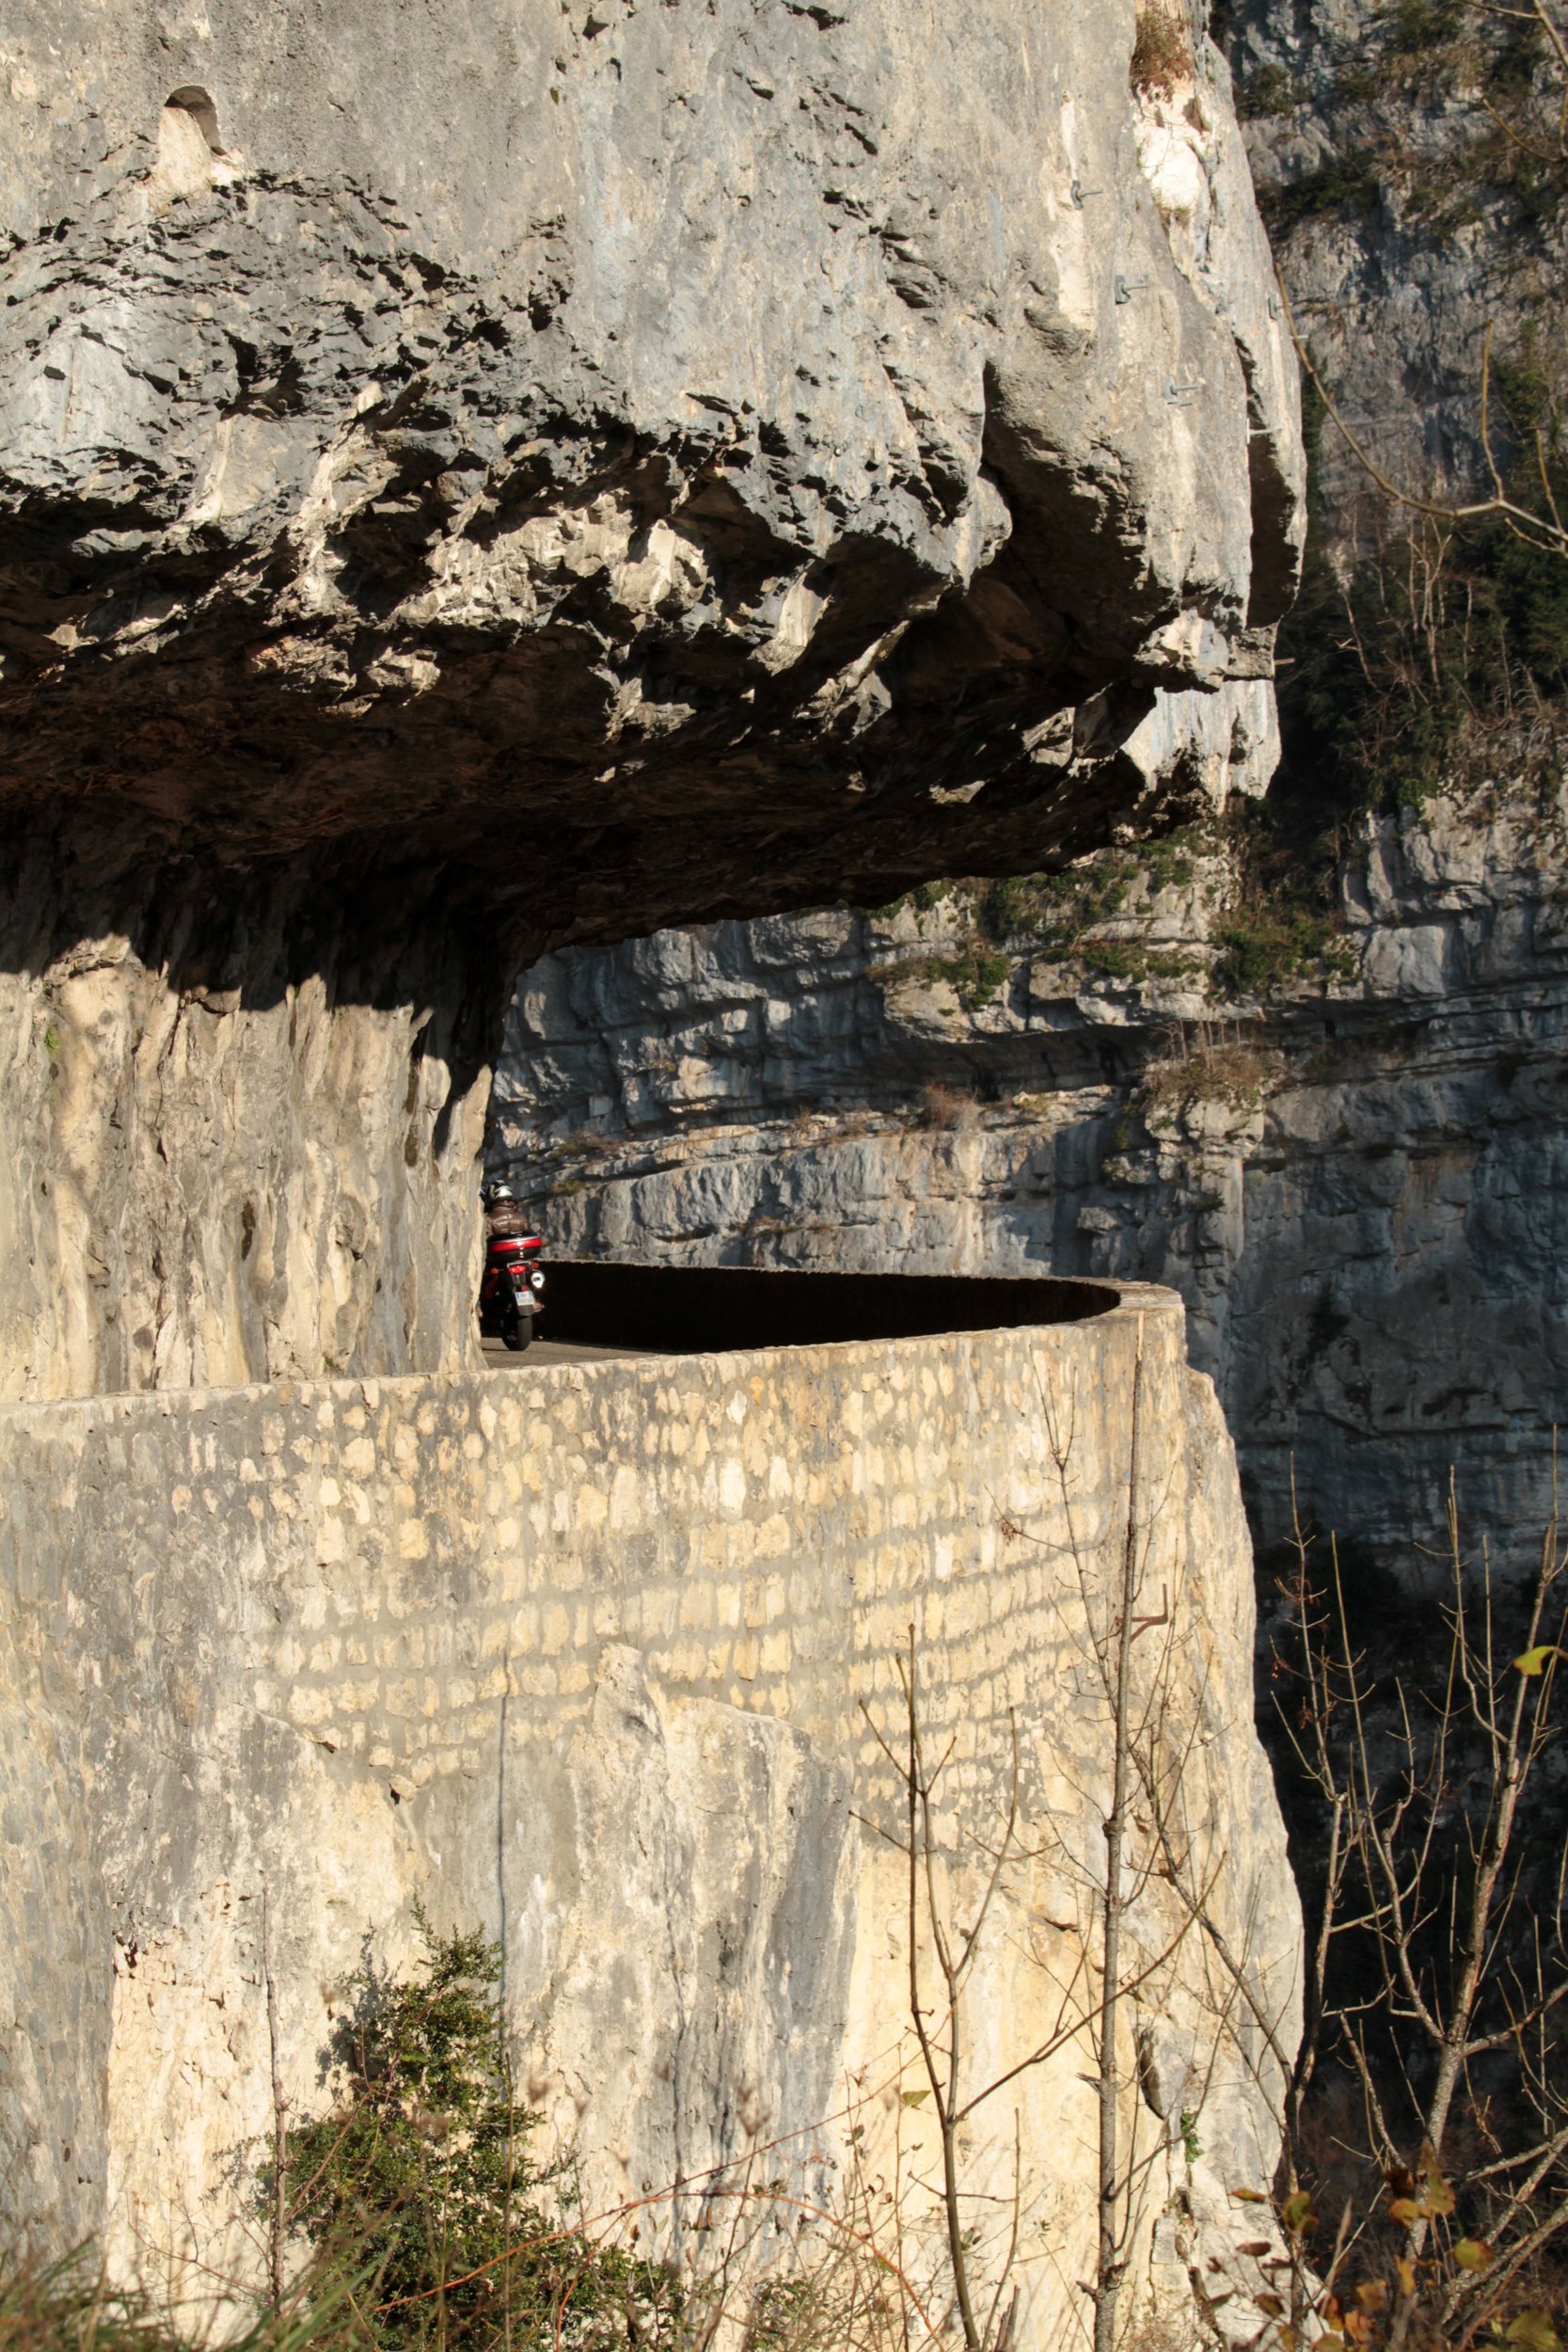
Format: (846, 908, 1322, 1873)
(0, 1284, 1299, 2348)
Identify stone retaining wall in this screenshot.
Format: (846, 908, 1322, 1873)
(0, 1283, 1300, 2347)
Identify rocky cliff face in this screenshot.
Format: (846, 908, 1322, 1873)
(0, 15, 1312, 2327)
(0, 0, 1299, 1398)
(0, 1295, 1301, 2348)
(492, 765, 1568, 1566)
(1225, 0, 1568, 528)
(491, 0, 1568, 1569)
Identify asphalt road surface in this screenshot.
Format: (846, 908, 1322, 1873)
(480, 1336, 664, 1367)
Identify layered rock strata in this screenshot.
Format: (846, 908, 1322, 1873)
(492, 768, 1568, 1566)
(0, 0, 1301, 1398)
(0, 1289, 1300, 2346)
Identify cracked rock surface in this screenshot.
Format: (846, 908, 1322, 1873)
(493, 772, 1568, 1570)
(0, 0, 1298, 1395)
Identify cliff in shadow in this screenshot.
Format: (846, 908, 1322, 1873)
(494, 771, 1568, 1568)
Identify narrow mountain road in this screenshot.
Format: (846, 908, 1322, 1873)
(480, 1337, 666, 1368)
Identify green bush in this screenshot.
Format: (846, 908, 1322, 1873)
(923, 951, 1011, 1009)
(1210, 901, 1356, 996)
(1236, 61, 1303, 117)
(0, 1924, 911, 2352)
(1257, 156, 1381, 235)
(1384, 0, 1465, 54)
(271, 1915, 682, 2351)
(1079, 938, 1148, 981)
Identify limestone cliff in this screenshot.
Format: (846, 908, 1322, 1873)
(490, 0, 1568, 1568)
(1227, 0, 1568, 533)
(492, 770, 1568, 1566)
(0, 12, 1310, 2335)
(0, 0, 1300, 1399)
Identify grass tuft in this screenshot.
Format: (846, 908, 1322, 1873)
(1131, 0, 1194, 94)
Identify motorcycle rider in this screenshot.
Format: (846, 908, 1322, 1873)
(478, 1180, 544, 1348)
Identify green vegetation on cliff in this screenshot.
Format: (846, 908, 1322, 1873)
(1242, 0, 1568, 233)
(266, 1918, 681, 2351)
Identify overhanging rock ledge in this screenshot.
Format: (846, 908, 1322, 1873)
(0, 0, 1301, 1396)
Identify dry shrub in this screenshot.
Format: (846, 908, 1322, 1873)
(1238, 1495, 1568, 2352)
(1131, 0, 1193, 96)
(919, 1082, 979, 1132)
(1137, 1039, 1272, 1119)
(0, 2215, 919, 2352)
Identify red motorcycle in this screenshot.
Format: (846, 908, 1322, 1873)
(478, 1187, 546, 1351)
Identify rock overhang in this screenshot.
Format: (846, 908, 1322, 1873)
(0, 0, 1305, 1397)
(0, 0, 1302, 939)
(0, 33, 1309, 2331)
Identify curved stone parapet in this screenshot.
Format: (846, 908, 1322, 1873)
(0, 1281, 1300, 2344)
(0, 0, 1301, 1398)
